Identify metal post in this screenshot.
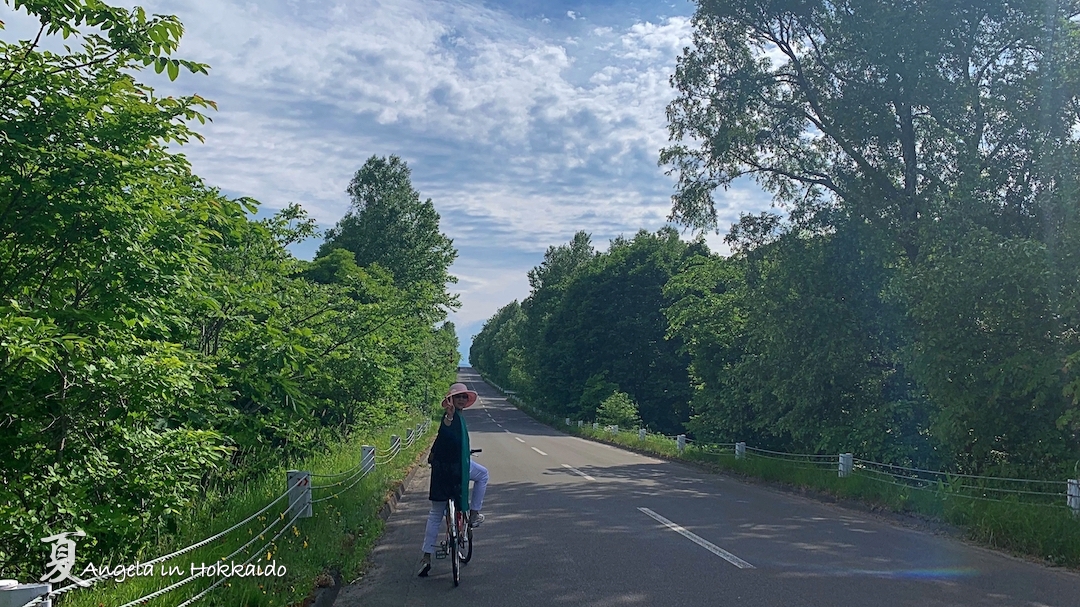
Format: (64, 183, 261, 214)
(391, 435, 400, 452)
(639, 428, 646, 440)
(735, 442, 745, 459)
(565, 417, 570, 425)
(406, 428, 414, 444)
(287, 470, 312, 519)
(612, 425, 619, 434)
(1069, 479, 1079, 516)
(677, 434, 686, 453)
(578, 420, 583, 427)
(838, 453, 853, 478)
(593, 422, 599, 430)
(362, 445, 376, 474)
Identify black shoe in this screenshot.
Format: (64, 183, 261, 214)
(418, 554, 432, 577)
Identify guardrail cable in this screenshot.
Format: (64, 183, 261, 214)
(311, 467, 373, 504)
(175, 506, 307, 607)
(852, 458, 1068, 485)
(117, 508, 290, 607)
(745, 446, 835, 460)
(852, 469, 1070, 507)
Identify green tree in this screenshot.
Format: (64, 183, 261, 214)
(665, 216, 932, 462)
(517, 231, 597, 399)
(469, 301, 526, 390)
(0, 0, 225, 577)
(577, 372, 619, 420)
(662, 0, 1080, 260)
(901, 226, 1080, 474)
(596, 391, 642, 428)
(536, 228, 699, 433)
(319, 155, 457, 302)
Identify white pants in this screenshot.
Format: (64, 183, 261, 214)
(422, 461, 488, 554)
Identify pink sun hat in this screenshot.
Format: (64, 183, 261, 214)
(443, 383, 478, 408)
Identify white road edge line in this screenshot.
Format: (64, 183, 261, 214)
(515, 437, 525, 443)
(561, 463, 595, 481)
(531, 447, 548, 456)
(637, 507, 754, 569)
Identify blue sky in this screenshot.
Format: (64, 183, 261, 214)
(3, 0, 772, 361)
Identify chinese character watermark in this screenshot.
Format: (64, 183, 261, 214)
(40, 530, 90, 587)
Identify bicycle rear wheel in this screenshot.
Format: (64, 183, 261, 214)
(448, 501, 460, 586)
(456, 511, 473, 564)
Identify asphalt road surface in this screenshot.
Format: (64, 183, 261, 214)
(338, 368, 1080, 607)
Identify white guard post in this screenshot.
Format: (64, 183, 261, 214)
(565, 417, 570, 425)
(838, 453, 853, 478)
(735, 442, 746, 459)
(287, 470, 312, 519)
(639, 428, 646, 441)
(677, 434, 686, 453)
(612, 425, 618, 434)
(1068, 479, 1079, 516)
(593, 422, 599, 430)
(361, 445, 376, 474)
(0, 582, 50, 607)
(578, 420, 583, 427)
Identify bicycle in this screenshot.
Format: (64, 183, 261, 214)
(436, 448, 481, 586)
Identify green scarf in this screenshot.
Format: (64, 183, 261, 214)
(458, 412, 470, 512)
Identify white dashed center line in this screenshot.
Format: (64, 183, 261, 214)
(514, 437, 525, 443)
(561, 463, 595, 481)
(638, 508, 754, 569)
(531, 447, 548, 456)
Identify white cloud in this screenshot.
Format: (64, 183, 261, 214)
(618, 17, 692, 61)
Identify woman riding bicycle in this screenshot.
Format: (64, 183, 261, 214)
(418, 383, 489, 577)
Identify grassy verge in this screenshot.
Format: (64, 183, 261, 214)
(505, 391, 1080, 569)
(61, 415, 435, 607)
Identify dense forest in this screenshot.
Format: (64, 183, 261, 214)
(472, 0, 1080, 479)
(0, 3, 460, 580)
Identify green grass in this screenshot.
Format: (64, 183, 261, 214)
(61, 415, 435, 607)
(506, 391, 1080, 569)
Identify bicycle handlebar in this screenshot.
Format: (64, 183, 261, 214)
(470, 449, 482, 454)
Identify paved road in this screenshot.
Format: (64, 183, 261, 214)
(339, 368, 1080, 607)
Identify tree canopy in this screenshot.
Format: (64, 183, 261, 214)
(661, 0, 1080, 261)
(319, 154, 458, 307)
